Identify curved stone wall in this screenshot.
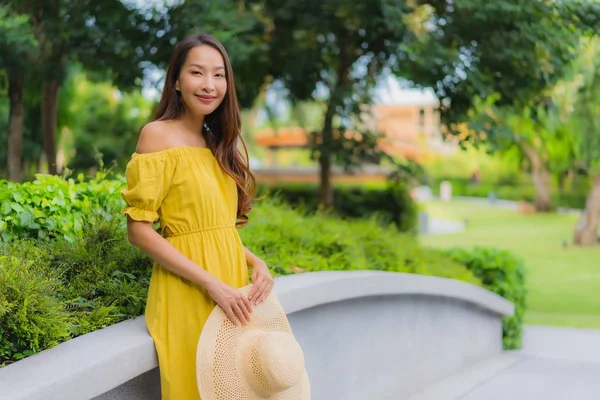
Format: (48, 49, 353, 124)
(0, 271, 513, 400)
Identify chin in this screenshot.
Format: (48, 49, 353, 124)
(186, 104, 218, 117)
(194, 101, 223, 116)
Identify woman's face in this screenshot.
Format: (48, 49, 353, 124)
(176, 44, 227, 117)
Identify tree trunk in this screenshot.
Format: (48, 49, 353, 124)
(41, 79, 60, 175)
(523, 145, 552, 212)
(318, 47, 353, 209)
(7, 70, 24, 182)
(319, 99, 336, 209)
(532, 166, 552, 212)
(574, 175, 600, 246)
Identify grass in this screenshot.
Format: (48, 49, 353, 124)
(419, 199, 600, 330)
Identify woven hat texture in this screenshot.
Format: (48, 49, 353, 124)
(197, 285, 310, 400)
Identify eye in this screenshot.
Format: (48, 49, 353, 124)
(216, 73, 225, 78)
(191, 71, 202, 76)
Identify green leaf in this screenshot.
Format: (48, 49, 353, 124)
(19, 212, 34, 227)
(1, 202, 12, 215)
(10, 203, 24, 213)
(12, 192, 24, 203)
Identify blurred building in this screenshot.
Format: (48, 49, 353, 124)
(256, 99, 454, 161)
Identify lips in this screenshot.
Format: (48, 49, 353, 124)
(195, 95, 217, 104)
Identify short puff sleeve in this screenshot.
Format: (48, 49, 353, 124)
(120, 153, 175, 222)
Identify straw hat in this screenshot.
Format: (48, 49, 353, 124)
(197, 285, 310, 400)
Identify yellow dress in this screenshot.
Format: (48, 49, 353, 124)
(120, 147, 249, 400)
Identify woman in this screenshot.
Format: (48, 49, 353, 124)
(121, 33, 274, 399)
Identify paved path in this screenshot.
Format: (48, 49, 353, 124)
(411, 325, 600, 400)
(462, 325, 600, 399)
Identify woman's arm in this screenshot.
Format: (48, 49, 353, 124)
(127, 219, 216, 288)
(243, 246, 274, 305)
(124, 123, 253, 326)
(243, 245, 263, 268)
(128, 219, 253, 326)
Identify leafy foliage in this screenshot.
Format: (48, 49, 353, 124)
(0, 241, 69, 367)
(148, 0, 271, 108)
(58, 68, 154, 172)
(260, 182, 418, 233)
(407, 0, 592, 127)
(430, 176, 590, 210)
(0, 5, 37, 70)
(445, 247, 527, 350)
(0, 172, 125, 242)
(0, 174, 494, 366)
(566, 37, 600, 176)
(262, 0, 420, 206)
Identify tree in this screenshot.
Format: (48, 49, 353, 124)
(402, 0, 597, 211)
(568, 38, 600, 245)
(262, 0, 418, 208)
(406, 0, 590, 128)
(468, 95, 577, 211)
(58, 67, 154, 172)
(0, 5, 37, 181)
(0, 0, 159, 175)
(259, 0, 597, 209)
(148, 0, 271, 109)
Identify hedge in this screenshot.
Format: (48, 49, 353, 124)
(431, 177, 589, 210)
(0, 174, 526, 365)
(257, 182, 417, 233)
(445, 247, 527, 350)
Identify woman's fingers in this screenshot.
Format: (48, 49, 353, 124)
(250, 278, 268, 305)
(248, 278, 260, 302)
(232, 303, 249, 326)
(224, 306, 240, 327)
(256, 280, 274, 304)
(241, 293, 253, 313)
(238, 297, 253, 322)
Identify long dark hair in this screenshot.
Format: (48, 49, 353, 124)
(154, 33, 256, 227)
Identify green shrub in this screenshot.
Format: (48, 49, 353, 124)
(0, 215, 153, 366)
(1, 175, 488, 366)
(241, 198, 480, 286)
(0, 173, 125, 242)
(431, 177, 588, 209)
(0, 241, 70, 367)
(258, 182, 417, 232)
(445, 247, 527, 350)
(46, 216, 153, 336)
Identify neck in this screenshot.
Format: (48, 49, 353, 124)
(179, 109, 205, 135)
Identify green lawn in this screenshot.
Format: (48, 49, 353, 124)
(419, 199, 600, 330)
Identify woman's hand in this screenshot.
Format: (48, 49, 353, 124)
(206, 279, 253, 327)
(248, 260, 275, 306)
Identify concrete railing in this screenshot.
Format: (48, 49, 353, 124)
(0, 271, 514, 400)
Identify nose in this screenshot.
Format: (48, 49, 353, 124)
(202, 76, 215, 93)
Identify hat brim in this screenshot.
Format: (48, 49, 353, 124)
(197, 284, 310, 400)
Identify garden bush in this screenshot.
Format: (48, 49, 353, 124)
(0, 173, 526, 365)
(0, 173, 125, 242)
(431, 176, 589, 210)
(257, 182, 417, 233)
(0, 241, 69, 367)
(445, 247, 527, 350)
(240, 198, 479, 283)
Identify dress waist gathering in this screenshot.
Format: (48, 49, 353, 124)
(163, 225, 237, 238)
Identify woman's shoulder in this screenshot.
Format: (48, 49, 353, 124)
(135, 120, 176, 154)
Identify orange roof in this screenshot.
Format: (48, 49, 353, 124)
(253, 126, 435, 161)
(254, 127, 309, 147)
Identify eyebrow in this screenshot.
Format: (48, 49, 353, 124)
(189, 63, 225, 70)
